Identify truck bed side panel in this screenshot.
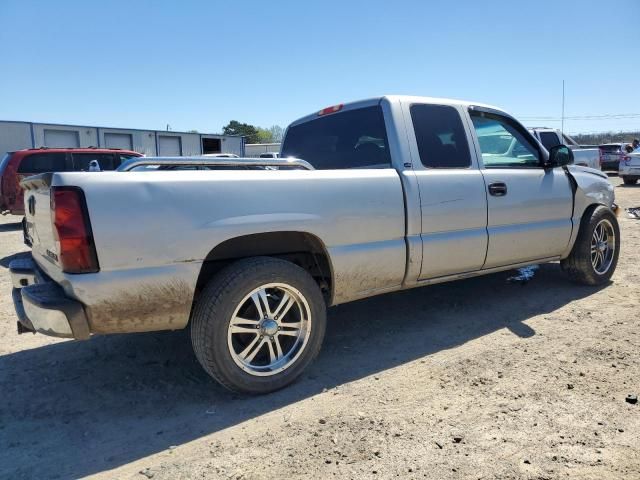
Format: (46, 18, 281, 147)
(38, 169, 406, 332)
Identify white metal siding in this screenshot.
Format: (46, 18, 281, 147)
(104, 132, 133, 150)
(158, 135, 182, 156)
(1, 121, 236, 157)
(0, 121, 32, 157)
(222, 137, 245, 156)
(244, 143, 280, 157)
(136, 131, 157, 156)
(180, 133, 201, 156)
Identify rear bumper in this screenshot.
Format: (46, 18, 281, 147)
(10, 255, 90, 340)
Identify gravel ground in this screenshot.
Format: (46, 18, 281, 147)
(0, 175, 638, 480)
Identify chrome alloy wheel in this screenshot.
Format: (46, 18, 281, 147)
(591, 219, 616, 275)
(227, 283, 312, 376)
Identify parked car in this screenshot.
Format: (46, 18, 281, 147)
(10, 95, 619, 394)
(528, 128, 601, 170)
(619, 147, 640, 185)
(202, 153, 240, 158)
(0, 147, 142, 216)
(259, 152, 280, 158)
(599, 143, 628, 171)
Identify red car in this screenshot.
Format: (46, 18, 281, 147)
(0, 147, 142, 216)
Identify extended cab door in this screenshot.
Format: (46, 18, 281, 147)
(403, 102, 489, 279)
(467, 109, 573, 268)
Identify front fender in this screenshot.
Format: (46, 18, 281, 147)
(560, 166, 615, 258)
(566, 165, 614, 211)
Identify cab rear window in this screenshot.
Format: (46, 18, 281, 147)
(599, 145, 621, 152)
(17, 153, 68, 173)
(281, 106, 391, 169)
(539, 132, 561, 150)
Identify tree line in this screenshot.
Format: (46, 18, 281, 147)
(222, 121, 284, 144)
(572, 130, 640, 145)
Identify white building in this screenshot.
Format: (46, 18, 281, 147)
(244, 143, 281, 157)
(0, 120, 245, 157)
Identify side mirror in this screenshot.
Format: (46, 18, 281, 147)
(546, 144, 573, 168)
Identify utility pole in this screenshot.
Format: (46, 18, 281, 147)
(561, 80, 565, 136)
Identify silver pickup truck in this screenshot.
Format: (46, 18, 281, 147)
(10, 95, 620, 393)
(528, 128, 601, 170)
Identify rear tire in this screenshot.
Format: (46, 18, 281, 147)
(622, 177, 637, 185)
(191, 256, 326, 394)
(561, 206, 620, 285)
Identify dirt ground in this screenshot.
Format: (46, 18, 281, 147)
(0, 176, 638, 480)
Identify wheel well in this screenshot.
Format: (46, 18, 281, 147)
(194, 231, 333, 303)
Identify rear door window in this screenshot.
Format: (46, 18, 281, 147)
(280, 106, 391, 169)
(72, 153, 118, 171)
(17, 153, 68, 173)
(410, 104, 471, 168)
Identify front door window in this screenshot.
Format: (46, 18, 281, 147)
(470, 113, 541, 168)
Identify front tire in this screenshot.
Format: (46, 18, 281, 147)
(191, 257, 326, 394)
(561, 206, 620, 285)
(622, 177, 637, 185)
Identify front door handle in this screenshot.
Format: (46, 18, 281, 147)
(488, 182, 508, 197)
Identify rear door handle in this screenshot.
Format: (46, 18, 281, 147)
(488, 182, 508, 197)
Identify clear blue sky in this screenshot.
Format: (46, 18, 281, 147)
(1, 0, 638, 135)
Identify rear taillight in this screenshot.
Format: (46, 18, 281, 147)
(51, 187, 99, 273)
(622, 155, 631, 166)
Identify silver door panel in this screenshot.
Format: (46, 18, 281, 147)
(414, 169, 488, 279)
(481, 168, 573, 267)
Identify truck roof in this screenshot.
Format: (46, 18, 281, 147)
(288, 95, 508, 128)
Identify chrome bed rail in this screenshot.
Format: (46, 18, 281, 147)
(117, 156, 314, 171)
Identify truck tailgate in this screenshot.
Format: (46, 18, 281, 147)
(21, 173, 62, 271)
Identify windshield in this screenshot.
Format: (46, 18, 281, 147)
(0, 152, 11, 176)
(0, 152, 12, 195)
(477, 134, 514, 155)
(561, 134, 578, 146)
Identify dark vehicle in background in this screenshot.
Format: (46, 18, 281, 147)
(599, 143, 627, 171)
(0, 147, 142, 215)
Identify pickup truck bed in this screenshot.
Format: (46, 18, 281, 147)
(11, 95, 620, 393)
